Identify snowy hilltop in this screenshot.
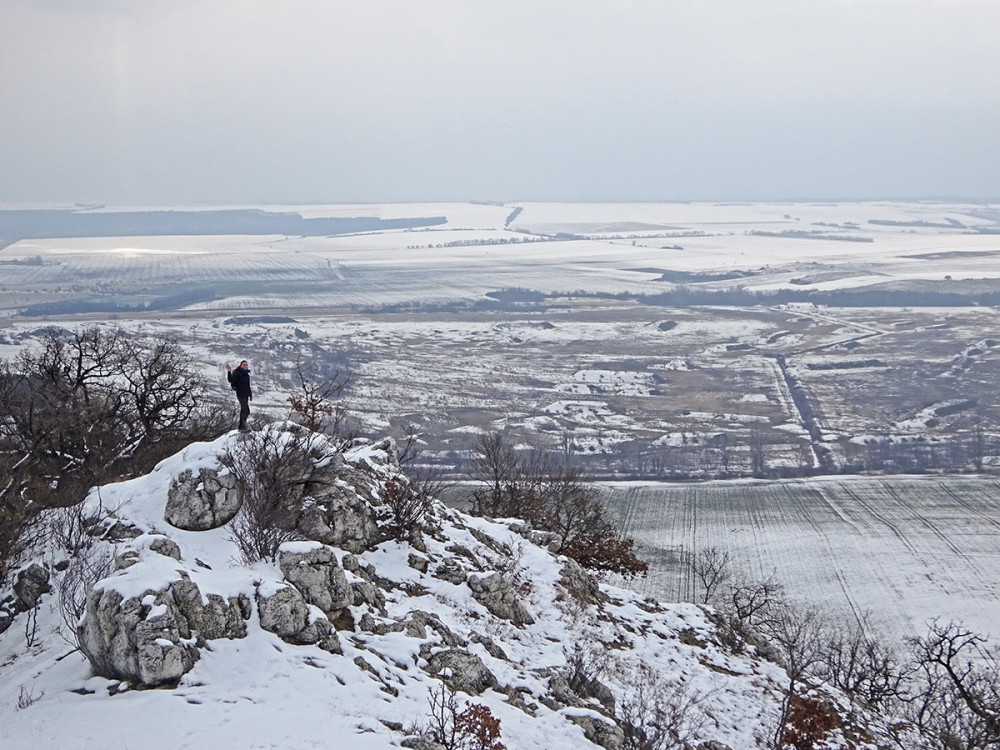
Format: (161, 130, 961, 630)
(1, 424, 892, 749)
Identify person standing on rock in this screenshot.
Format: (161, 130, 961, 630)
(226, 360, 253, 430)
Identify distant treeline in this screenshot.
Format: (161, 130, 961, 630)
(358, 284, 1000, 317)
(0, 209, 446, 241)
(635, 286, 1000, 308)
(19, 287, 218, 316)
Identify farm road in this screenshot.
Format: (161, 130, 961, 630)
(602, 474, 1000, 640)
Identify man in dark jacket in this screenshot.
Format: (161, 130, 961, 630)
(226, 360, 253, 430)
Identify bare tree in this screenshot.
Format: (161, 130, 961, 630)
(0, 326, 211, 581)
(904, 621, 1000, 750)
(688, 546, 732, 605)
(617, 664, 705, 750)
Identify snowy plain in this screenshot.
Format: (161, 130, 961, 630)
(1, 200, 1000, 747)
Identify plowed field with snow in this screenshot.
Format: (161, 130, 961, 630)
(603, 474, 1000, 638)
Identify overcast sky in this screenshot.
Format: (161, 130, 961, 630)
(2, 0, 999, 205)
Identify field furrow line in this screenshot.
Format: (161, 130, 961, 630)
(838, 483, 921, 557)
(881, 482, 983, 581)
(938, 481, 1000, 533)
(800, 483, 867, 622)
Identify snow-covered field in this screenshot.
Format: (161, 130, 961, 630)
(2, 200, 999, 313)
(603, 474, 1000, 640)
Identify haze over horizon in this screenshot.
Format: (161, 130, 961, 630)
(3, 0, 999, 207)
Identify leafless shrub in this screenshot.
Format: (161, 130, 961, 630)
(286, 360, 359, 447)
(617, 664, 705, 750)
(491, 541, 530, 597)
(396, 423, 424, 466)
(780, 690, 840, 750)
(423, 682, 506, 750)
(15, 684, 44, 710)
(23, 603, 39, 647)
(724, 572, 786, 633)
(56, 543, 114, 648)
(903, 620, 1000, 750)
(223, 424, 332, 564)
(563, 640, 612, 699)
(818, 613, 909, 711)
(381, 474, 434, 541)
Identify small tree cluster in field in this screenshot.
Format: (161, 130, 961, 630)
(467, 432, 647, 578)
(0, 326, 223, 583)
(423, 683, 506, 750)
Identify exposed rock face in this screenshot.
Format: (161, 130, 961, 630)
(278, 544, 351, 615)
(148, 536, 182, 561)
(295, 481, 381, 553)
(13, 563, 51, 611)
(567, 715, 625, 750)
(424, 648, 499, 696)
(77, 572, 250, 687)
(559, 558, 607, 605)
(165, 467, 243, 531)
(255, 583, 341, 654)
(467, 572, 535, 625)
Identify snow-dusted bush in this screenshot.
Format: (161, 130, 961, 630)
(467, 431, 647, 578)
(221, 425, 325, 563)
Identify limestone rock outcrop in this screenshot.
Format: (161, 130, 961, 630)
(165, 467, 243, 531)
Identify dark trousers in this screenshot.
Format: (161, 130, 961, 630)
(237, 395, 250, 430)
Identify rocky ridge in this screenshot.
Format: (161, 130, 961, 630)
(0, 425, 890, 749)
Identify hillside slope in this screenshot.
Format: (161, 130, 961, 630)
(0, 426, 887, 749)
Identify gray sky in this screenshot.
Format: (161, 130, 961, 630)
(2, 0, 999, 205)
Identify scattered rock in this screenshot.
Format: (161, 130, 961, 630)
(424, 648, 498, 696)
(567, 715, 624, 750)
(13, 563, 50, 611)
(467, 572, 534, 625)
(407, 553, 430, 573)
(148, 536, 182, 561)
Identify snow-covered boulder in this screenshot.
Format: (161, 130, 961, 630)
(278, 542, 352, 615)
(424, 648, 499, 695)
(78, 579, 202, 687)
(165, 466, 243, 531)
(255, 581, 342, 653)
